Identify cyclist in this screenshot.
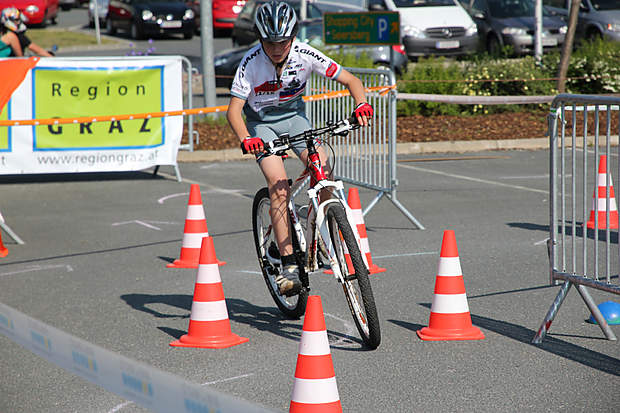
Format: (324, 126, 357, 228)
(0, 8, 54, 57)
(226, 0, 373, 297)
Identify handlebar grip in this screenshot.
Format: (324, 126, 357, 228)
(348, 115, 359, 125)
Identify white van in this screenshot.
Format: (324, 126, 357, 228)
(377, 0, 479, 59)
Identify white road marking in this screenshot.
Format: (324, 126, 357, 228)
(202, 373, 254, 386)
(111, 220, 176, 231)
(238, 270, 262, 275)
(157, 189, 245, 204)
(324, 313, 358, 348)
(156, 172, 248, 200)
(534, 238, 549, 246)
(397, 163, 548, 194)
(499, 174, 572, 180)
(0, 264, 73, 277)
(373, 251, 436, 259)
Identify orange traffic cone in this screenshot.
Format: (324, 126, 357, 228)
(587, 155, 619, 229)
(0, 231, 8, 258)
(170, 237, 248, 348)
(324, 188, 385, 276)
(168, 184, 225, 268)
(347, 188, 385, 274)
(290, 295, 342, 412)
(417, 230, 484, 341)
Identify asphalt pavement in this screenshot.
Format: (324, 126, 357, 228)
(1, 148, 619, 412)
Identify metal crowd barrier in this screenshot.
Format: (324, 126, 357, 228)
(305, 68, 424, 229)
(533, 94, 620, 344)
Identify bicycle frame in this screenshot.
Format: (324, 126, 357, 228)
(287, 151, 369, 283)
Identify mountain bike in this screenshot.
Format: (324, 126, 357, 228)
(251, 116, 381, 349)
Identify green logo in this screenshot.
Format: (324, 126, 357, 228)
(33, 67, 165, 150)
(0, 102, 8, 151)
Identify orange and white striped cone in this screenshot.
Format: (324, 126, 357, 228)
(346, 188, 385, 274)
(170, 237, 248, 348)
(324, 188, 386, 275)
(290, 295, 342, 412)
(168, 184, 225, 268)
(0, 231, 8, 258)
(417, 230, 484, 341)
(0, 212, 7, 258)
(587, 155, 619, 229)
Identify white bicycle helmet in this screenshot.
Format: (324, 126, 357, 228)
(254, 1, 298, 42)
(1, 7, 27, 33)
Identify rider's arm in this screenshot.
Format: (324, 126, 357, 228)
(227, 96, 264, 154)
(226, 96, 250, 141)
(27, 42, 53, 57)
(335, 69, 370, 126)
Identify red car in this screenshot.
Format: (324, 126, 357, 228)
(188, 0, 245, 34)
(0, 0, 59, 26)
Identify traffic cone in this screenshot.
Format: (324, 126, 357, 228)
(290, 295, 342, 412)
(170, 237, 248, 348)
(586, 155, 619, 229)
(168, 184, 225, 268)
(347, 188, 386, 274)
(417, 230, 484, 341)
(324, 188, 385, 275)
(0, 231, 8, 258)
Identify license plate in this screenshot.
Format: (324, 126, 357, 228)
(542, 38, 557, 46)
(161, 21, 182, 28)
(436, 40, 459, 49)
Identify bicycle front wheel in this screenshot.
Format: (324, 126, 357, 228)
(252, 187, 307, 319)
(326, 203, 381, 349)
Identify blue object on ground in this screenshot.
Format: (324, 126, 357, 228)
(588, 300, 620, 325)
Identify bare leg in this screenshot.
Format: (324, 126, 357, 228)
(258, 155, 293, 256)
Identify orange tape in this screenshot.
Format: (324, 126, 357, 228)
(0, 85, 396, 127)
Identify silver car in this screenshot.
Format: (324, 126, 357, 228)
(544, 0, 620, 42)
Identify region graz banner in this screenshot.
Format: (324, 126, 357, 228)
(0, 57, 184, 174)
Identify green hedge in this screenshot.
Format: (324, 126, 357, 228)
(397, 39, 620, 116)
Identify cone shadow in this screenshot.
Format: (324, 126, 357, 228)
(507, 222, 619, 244)
(413, 302, 619, 376)
(387, 319, 426, 332)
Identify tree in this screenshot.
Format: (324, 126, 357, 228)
(556, 0, 581, 93)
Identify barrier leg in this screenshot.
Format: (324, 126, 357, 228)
(0, 221, 25, 245)
(532, 281, 572, 344)
(386, 192, 425, 230)
(576, 284, 617, 341)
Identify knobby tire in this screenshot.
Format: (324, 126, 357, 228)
(326, 203, 381, 349)
(252, 187, 307, 319)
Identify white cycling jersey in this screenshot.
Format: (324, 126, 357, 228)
(230, 40, 342, 122)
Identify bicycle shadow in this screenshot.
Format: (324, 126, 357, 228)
(120, 293, 369, 351)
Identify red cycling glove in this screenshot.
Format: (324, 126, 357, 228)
(353, 102, 373, 119)
(241, 137, 264, 154)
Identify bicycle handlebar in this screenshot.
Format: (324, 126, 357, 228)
(261, 115, 360, 156)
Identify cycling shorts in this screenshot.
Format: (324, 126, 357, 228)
(247, 114, 320, 163)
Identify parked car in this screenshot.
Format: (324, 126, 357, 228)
(543, 0, 620, 42)
(88, 0, 109, 27)
(59, 0, 87, 11)
(0, 0, 59, 26)
(231, 0, 361, 46)
(460, 0, 568, 55)
(216, 20, 408, 87)
(187, 0, 246, 34)
(106, 0, 196, 39)
(373, 0, 479, 59)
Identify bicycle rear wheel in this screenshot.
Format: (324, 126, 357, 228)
(252, 187, 307, 319)
(326, 203, 381, 349)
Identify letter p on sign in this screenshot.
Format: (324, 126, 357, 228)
(377, 17, 388, 41)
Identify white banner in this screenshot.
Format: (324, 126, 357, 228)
(0, 57, 184, 175)
(0, 302, 278, 413)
